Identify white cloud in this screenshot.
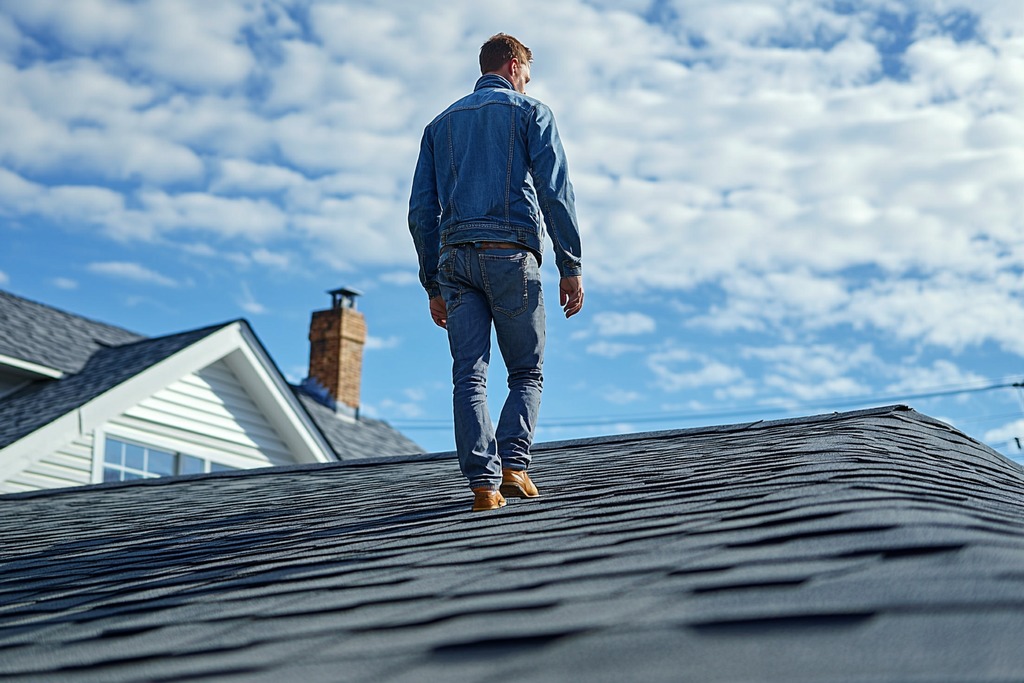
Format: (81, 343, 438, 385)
(983, 419, 1024, 450)
(212, 159, 306, 195)
(1, 0, 137, 50)
(366, 335, 400, 351)
(51, 277, 77, 290)
(128, 0, 256, 89)
(648, 348, 745, 392)
(882, 360, 987, 398)
(135, 191, 289, 241)
(379, 271, 419, 286)
(602, 388, 642, 405)
(0, 269, 8, 285)
(838, 274, 1024, 355)
(591, 311, 657, 337)
(251, 248, 291, 270)
(87, 261, 178, 287)
(690, 268, 852, 333)
(0, 169, 130, 234)
(237, 282, 266, 315)
(0, 62, 203, 184)
(295, 194, 414, 270)
(740, 343, 876, 401)
(2, 0, 1023, 372)
(0, 14, 20, 59)
(3, 0, 258, 89)
(586, 341, 643, 358)
(374, 396, 425, 419)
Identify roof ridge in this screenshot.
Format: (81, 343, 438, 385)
(0, 405, 926, 501)
(101, 319, 239, 351)
(528, 404, 919, 452)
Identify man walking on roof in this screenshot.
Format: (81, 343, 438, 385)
(409, 33, 584, 512)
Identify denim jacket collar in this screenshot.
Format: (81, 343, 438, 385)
(474, 73, 515, 92)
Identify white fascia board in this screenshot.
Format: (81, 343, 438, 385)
(225, 323, 337, 463)
(0, 354, 64, 380)
(0, 411, 81, 483)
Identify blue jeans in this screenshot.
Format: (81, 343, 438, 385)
(438, 243, 545, 491)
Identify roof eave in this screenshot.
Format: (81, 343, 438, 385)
(0, 353, 65, 380)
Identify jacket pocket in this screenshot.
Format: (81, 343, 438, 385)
(479, 252, 529, 318)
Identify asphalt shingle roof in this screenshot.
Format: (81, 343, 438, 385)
(0, 291, 143, 374)
(0, 325, 227, 449)
(1, 405, 1022, 682)
(296, 391, 424, 459)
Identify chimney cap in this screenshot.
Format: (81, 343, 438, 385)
(328, 286, 363, 309)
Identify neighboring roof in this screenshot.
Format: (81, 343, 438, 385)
(0, 324, 227, 449)
(2, 405, 1023, 682)
(0, 290, 143, 374)
(0, 288, 420, 464)
(296, 390, 423, 459)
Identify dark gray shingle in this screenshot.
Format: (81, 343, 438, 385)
(296, 391, 424, 459)
(1, 405, 1023, 682)
(0, 291, 143, 374)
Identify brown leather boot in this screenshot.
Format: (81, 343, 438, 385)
(500, 469, 540, 498)
(472, 488, 506, 512)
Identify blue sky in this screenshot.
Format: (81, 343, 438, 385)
(2, 0, 1023, 461)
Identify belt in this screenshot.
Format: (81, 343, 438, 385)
(472, 241, 521, 250)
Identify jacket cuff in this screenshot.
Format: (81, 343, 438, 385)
(425, 283, 442, 299)
(557, 264, 582, 278)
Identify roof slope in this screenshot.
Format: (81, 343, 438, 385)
(0, 324, 227, 449)
(2, 406, 1024, 682)
(0, 290, 143, 373)
(296, 391, 424, 459)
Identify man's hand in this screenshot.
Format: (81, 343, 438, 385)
(559, 276, 584, 318)
(429, 295, 447, 329)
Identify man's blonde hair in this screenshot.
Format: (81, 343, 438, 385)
(479, 33, 532, 74)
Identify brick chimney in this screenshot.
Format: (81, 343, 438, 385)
(307, 287, 366, 414)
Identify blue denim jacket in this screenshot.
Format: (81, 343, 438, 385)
(409, 74, 583, 299)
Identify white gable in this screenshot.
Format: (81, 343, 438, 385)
(108, 360, 294, 468)
(0, 323, 335, 494)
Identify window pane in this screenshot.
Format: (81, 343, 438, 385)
(125, 443, 145, 470)
(103, 467, 122, 483)
(148, 449, 176, 476)
(104, 439, 124, 466)
(209, 462, 239, 472)
(123, 471, 144, 481)
(180, 455, 205, 475)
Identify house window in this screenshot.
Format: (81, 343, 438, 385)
(102, 437, 239, 482)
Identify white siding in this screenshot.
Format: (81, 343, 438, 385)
(1, 433, 94, 494)
(1, 360, 296, 494)
(108, 360, 293, 467)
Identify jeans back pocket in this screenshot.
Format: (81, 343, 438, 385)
(479, 252, 529, 318)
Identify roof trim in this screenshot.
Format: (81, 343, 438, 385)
(0, 353, 64, 380)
